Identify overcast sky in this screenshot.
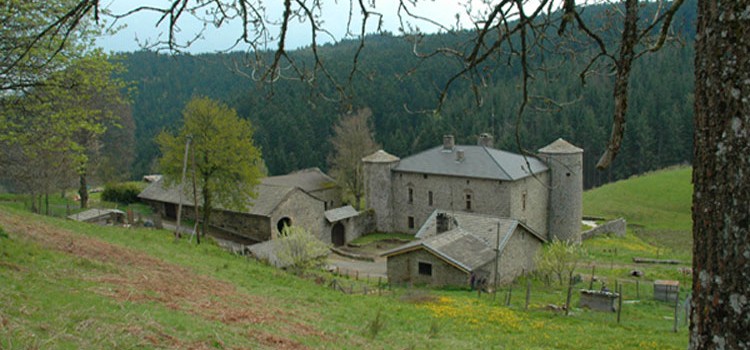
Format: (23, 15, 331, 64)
(96, 0, 481, 53)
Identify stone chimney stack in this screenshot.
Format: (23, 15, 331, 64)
(478, 133, 494, 148)
(436, 213, 450, 234)
(443, 135, 455, 151)
(456, 149, 465, 162)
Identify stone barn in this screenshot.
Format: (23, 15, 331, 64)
(138, 168, 372, 245)
(140, 168, 338, 241)
(382, 210, 546, 288)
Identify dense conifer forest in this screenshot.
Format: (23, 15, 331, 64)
(116, 0, 696, 189)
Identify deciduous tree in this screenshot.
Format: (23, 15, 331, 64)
(328, 108, 380, 210)
(156, 96, 264, 242)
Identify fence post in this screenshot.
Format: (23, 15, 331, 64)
(589, 265, 595, 290)
(525, 280, 531, 310)
(636, 280, 640, 299)
(506, 282, 513, 306)
(617, 285, 623, 324)
(673, 286, 680, 332)
(565, 277, 573, 316)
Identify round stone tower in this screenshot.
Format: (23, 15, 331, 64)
(538, 139, 584, 243)
(362, 150, 400, 232)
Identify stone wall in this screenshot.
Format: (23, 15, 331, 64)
(386, 249, 470, 287)
(539, 149, 584, 243)
(496, 227, 544, 283)
(581, 218, 627, 240)
(322, 210, 375, 245)
(363, 156, 398, 232)
(509, 173, 550, 238)
(271, 189, 326, 239)
(391, 173, 514, 234)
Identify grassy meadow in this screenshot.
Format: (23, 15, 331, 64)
(0, 167, 693, 349)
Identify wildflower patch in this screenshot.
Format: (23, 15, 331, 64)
(420, 296, 524, 330)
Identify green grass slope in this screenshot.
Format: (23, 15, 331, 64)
(583, 166, 693, 255)
(0, 204, 689, 349)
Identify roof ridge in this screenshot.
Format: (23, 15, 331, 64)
(482, 146, 513, 180)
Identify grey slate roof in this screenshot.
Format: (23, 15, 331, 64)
(538, 138, 583, 154)
(261, 168, 336, 193)
(67, 208, 125, 222)
(383, 228, 496, 272)
(324, 205, 359, 223)
(138, 177, 301, 216)
(384, 210, 546, 272)
(393, 145, 548, 181)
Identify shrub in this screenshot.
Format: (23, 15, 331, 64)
(275, 225, 330, 275)
(102, 182, 143, 204)
(535, 239, 587, 286)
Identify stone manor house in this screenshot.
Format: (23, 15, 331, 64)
(365, 134, 583, 287)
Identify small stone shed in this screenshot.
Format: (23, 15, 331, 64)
(323, 205, 373, 247)
(67, 208, 126, 225)
(382, 210, 546, 288)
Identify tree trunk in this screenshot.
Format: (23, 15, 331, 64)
(200, 185, 212, 245)
(78, 173, 89, 209)
(690, 0, 750, 348)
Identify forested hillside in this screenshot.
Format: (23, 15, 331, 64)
(117, 0, 696, 189)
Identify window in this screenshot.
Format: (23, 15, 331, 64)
(408, 187, 414, 204)
(423, 174, 428, 179)
(465, 193, 472, 211)
(408, 216, 415, 229)
(418, 262, 433, 276)
(428, 191, 434, 206)
(522, 192, 527, 211)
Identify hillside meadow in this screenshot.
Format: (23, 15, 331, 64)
(0, 167, 692, 349)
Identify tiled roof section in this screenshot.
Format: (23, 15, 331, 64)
(384, 210, 547, 272)
(393, 145, 547, 181)
(324, 205, 359, 222)
(416, 210, 547, 244)
(67, 208, 125, 222)
(138, 178, 296, 216)
(382, 228, 496, 272)
(261, 168, 335, 192)
(362, 150, 400, 163)
(538, 138, 583, 154)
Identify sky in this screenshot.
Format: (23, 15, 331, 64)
(96, 0, 482, 53)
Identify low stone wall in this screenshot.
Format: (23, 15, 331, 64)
(582, 218, 627, 240)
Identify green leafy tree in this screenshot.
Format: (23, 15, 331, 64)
(0, 51, 130, 212)
(328, 108, 380, 210)
(276, 225, 331, 275)
(156, 96, 263, 242)
(535, 239, 587, 286)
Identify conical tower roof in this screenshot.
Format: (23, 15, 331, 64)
(362, 150, 400, 163)
(538, 138, 583, 154)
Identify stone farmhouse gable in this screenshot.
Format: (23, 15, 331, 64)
(382, 210, 546, 287)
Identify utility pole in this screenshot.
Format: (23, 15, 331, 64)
(493, 221, 501, 298)
(175, 135, 192, 238)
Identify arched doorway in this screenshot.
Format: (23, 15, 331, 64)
(277, 217, 292, 234)
(331, 222, 345, 247)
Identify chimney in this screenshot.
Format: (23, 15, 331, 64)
(478, 133, 494, 148)
(443, 135, 455, 151)
(436, 213, 450, 233)
(456, 149, 465, 162)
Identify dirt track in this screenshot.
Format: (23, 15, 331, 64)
(0, 211, 321, 349)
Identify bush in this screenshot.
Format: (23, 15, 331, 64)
(276, 225, 331, 275)
(102, 182, 143, 204)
